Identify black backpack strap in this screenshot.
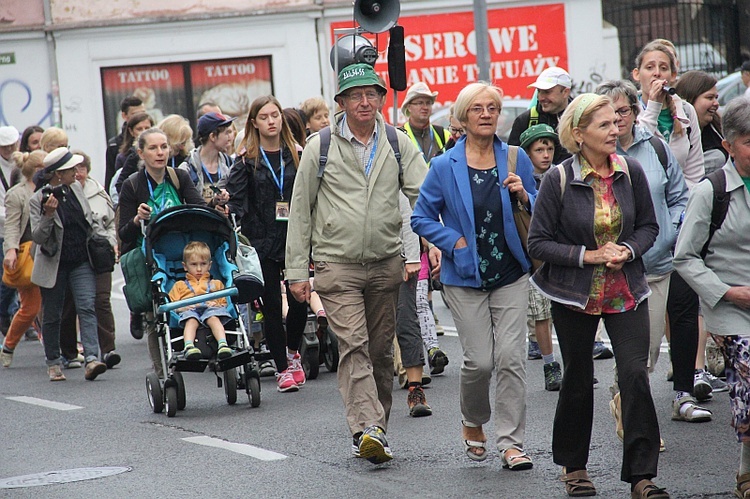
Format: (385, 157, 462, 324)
(700, 169, 729, 259)
(384, 124, 402, 175)
(648, 135, 669, 175)
(317, 126, 332, 178)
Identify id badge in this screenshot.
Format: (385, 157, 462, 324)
(275, 201, 290, 221)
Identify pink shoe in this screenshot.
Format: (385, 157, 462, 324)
(276, 369, 299, 392)
(289, 353, 306, 386)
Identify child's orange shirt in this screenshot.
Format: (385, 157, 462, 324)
(168, 274, 228, 308)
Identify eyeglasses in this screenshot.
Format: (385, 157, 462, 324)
(614, 106, 633, 118)
(449, 126, 465, 136)
(468, 105, 500, 116)
(345, 91, 382, 103)
(409, 100, 433, 108)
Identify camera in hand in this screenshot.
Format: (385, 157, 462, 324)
(41, 184, 70, 204)
(662, 84, 677, 95)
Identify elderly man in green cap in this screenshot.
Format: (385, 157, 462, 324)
(286, 63, 427, 464)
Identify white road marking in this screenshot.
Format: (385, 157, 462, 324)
(6, 396, 82, 411)
(182, 436, 287, 461)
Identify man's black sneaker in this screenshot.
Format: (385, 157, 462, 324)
(428, 347, 449, 375)
(358, 425, 393, 464)
(130, 313, 144, 340)
(544, 361, 562, 391)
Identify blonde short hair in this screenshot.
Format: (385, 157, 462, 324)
(40, 127, 68, 153)
(453, 82, 504, 124)
(558, 94, 613, 154)
(158, 115, 194, 157)
(183, 241, 212, 262)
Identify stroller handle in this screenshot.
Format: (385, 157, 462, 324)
(157, 287, 239, 314)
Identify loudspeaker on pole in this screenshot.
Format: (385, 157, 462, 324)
(354, 0, 400, 34)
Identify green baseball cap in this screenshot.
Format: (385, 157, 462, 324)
(519, 123, 559, 150)
(335, 63, 387, 99)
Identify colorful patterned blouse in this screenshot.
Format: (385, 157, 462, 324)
(578, 155, 636, 315)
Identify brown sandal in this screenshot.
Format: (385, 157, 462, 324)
(631, 479, 669, 498)
(560, 468, 596, 497)
(736, 472, 750, 498)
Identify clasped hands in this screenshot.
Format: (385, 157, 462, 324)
(586, 241, 631, 270)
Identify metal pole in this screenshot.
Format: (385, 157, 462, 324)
(472, 0, 491, 82)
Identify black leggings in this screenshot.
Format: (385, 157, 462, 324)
(260, 259, 307, 372)
(667, 272, 700, 394)
(551, 301, 660, 483)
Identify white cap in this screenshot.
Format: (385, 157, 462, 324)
(528, 67, 572, 90)
(0, 126, 19, 147)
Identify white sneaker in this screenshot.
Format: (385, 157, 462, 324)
(1, 349, 12, 368)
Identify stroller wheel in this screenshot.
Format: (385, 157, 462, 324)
(165, 386, 178, 417)
(323, 327, 339, 373)
(302, 346, 319, 380)
(224, 368, 238, 405)
(248, 376, 261, 408)
(146, 373, 163, 413)
(173, 372, 186, 410)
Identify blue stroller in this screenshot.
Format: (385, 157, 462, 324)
(143, 206, 264, 417)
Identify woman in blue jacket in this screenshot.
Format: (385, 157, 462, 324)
(527, 94, 666, 499)
(412, 82, 537, 471)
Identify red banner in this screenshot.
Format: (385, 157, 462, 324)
(331, 3, 567, 110)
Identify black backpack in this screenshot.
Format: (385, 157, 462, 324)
(699, 168, 730, 259)
(317, 124, 402, 180)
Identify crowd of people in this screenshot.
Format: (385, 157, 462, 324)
(4, 35, 750, 498)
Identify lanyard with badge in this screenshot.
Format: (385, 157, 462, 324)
(343, 115, 378, 177)
(260, 147, 288, 221)
(146, 170, 168, 213)
(201, 161, 221, 185)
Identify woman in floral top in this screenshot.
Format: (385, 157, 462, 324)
(528, 94, 665, 499)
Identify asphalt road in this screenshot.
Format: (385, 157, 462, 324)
(0, 270, 738, 498)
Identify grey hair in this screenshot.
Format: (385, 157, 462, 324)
(595, 80, 640, 118)
(453, 82, 503, 124)
(722, 97, 750, 145)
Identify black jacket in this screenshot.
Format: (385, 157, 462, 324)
(226, 147, 299, 262)
(117, 167, 206, 254)
(507, 103, 572, 164)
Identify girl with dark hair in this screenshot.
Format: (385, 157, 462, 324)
(675, 70, 729, 175)
(283, 108, 307, 149)
(226, 95, 306, 393)
(112, 113, 155, 194)
(20, 126, 44, 153)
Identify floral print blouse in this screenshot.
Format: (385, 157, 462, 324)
(578, 155, 636, 315)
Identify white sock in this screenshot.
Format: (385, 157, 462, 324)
(740, 442, 750, 475)
(287, 351, 295, 361)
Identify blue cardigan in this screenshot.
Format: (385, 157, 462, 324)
(411, 135, 537, 288)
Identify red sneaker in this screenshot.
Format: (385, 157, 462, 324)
(276, 369, 299, 392)
(289, 353, 306, 386)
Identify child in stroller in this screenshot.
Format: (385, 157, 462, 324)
(168, 241, 232, 360)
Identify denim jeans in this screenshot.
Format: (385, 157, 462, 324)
(0, 237, 19, 319)
(41, 261, 101, 366)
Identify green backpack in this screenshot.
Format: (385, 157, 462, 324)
(120, 245, 152, 314)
